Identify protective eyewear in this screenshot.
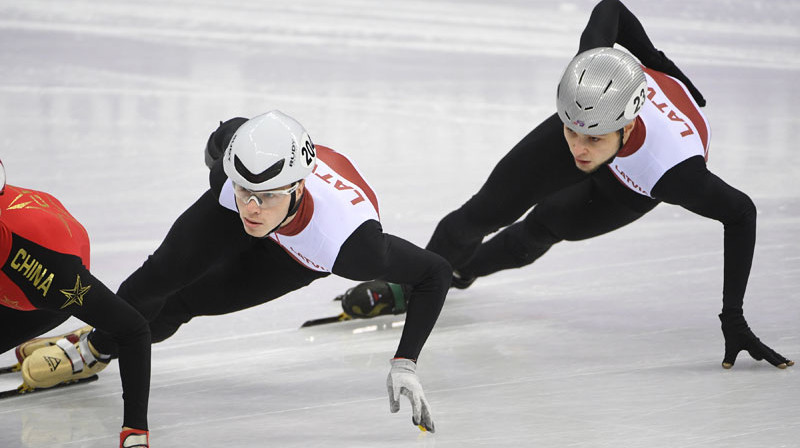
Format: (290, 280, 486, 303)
(233, 182, 298, 209)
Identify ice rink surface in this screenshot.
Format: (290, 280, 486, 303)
(1, 0, 798, 446)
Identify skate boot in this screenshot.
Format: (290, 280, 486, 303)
(120, 428, 149, 448)
(20, 332, 109, 390)
(341, 281, 409, 318)
(14, 325, 94, 364)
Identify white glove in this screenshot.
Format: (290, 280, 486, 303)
(386, 358, 435, 432)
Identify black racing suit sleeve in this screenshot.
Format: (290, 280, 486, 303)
(651, 156, 756, 315)
(578, 0, 706, 107)
(209, 156, 227, 197)
(206, 117, 249, 196)
(204, 117, 248, 169)
(333, 220, 451, 361)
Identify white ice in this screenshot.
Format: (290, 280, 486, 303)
(0, 1, 798, 447)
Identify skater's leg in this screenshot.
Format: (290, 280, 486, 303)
(91, 190, 249, 355)
(0, 307, 68, 354)
(460, 175, 658, 280)
(148, 239, 327, 342)
(426, 114, 585, 269)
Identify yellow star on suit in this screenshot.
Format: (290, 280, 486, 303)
(59, 275, 91, 309)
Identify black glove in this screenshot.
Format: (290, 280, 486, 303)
(719, 313, 793, 369)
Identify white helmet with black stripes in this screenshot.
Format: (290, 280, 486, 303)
(223, 110, 316, 191)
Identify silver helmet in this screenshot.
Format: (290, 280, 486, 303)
(223, 110, 316, 191)
(557, 47, 647, 135)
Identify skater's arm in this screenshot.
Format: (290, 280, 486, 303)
(652, 156, 792, 369)
(333, 220, 450, 360)
(206, 117, 249, 194)
(204, 117, 248, 169)
(652, 156, 754, 314)
(65, 267, 152, 430)
(579, 0, 706, 106)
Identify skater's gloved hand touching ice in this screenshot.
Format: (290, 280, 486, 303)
(387, 358, 435, 432)
(719, 313, 794, 369)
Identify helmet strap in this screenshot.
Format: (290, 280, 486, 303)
(603, 128, 626, 166)
(264, 182, 303, 236)
(286, 183, 302, 217)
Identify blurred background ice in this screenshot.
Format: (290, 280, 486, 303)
(0, 1, 798, 447)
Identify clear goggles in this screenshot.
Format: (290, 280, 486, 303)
(233, 182, 298, 209)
